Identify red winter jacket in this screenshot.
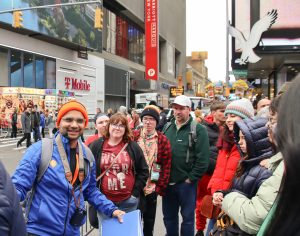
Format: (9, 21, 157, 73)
(207, 143, 241, 195)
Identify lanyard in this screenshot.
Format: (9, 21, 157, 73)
(56, 134, 84, 207)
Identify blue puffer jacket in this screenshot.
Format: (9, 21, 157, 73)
(231, 118, 274, 198)
(12, 133, 117, 236)
(0, 161, 26, 235)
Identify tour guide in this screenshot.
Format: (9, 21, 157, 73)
(12, 100, 124, 236)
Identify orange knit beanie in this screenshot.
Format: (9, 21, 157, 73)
(56, 100, 89, 128)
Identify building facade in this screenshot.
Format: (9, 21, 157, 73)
(0, 0, 186, 119)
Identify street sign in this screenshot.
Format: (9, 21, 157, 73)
(229, 70, 248, 76)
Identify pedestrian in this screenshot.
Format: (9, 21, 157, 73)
(17, 107, 31, 148)
(88, 112, 149, 235)
(212, 117, 273, 235)
(131, 109, 141, 129)
(39, 110, 46, 138)
(156, 106, 167, 132)
(219, 95, 283, 235)
(85, 113, 109, 146)
(133, 105, 172, 236)
(12, 100, 125, 235)
(94, 107, 102, 123)
(10, 107, 18, 138)
(107, 108, 114, 118)
(256, 98, 271, 114)
(206, 98, 254, 234)
(195, 101, 226, 236)
(194, 109, 203, 123)
(46, 110, 55, 138)
(162, 95, 210, 236)
(257, 77, 300, 236)
(0, 161, 26, 235)
(118, 106, 134, 129)
(31, 105, 41, 142)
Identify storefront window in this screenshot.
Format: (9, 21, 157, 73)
(0, 48, 8, 86)
(24, 53, 34, 88)
(36, 56, 45, 88)
(46, 59, 56, 89)
(10, 50, 22, 87)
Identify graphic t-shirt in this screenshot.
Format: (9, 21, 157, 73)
(100, 140, 135, 202)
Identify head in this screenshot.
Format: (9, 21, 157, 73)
(257, 98, 271, 113)
(171, 95, 192, 124)
(141, 105, 160, 134)
(210, 101, 226, 125)
(96, 107, 101, 114)
(118, 106, 127, 115)
(107, 108, 113, 114)
(265, 78, 300, 235)
(194, 109, 202, 118)
(224, 98, 254, 131)
(266, 95, 282, 144)
(238, 130, 247, 154)
(56, 100, 88, 142)
(104, 113, 133, 143)
(94, 113, 109, 137)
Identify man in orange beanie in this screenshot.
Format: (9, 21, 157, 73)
(12, 100, 125, 236)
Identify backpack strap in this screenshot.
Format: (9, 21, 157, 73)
(162, 122, 172, 134)
(186, 120, 199, 163)
(25, 138, 54, 223)
(82, 143, 95, 167)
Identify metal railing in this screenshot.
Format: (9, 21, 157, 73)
(80, 202, 95, 236)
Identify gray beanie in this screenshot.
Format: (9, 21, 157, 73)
(224, 98, 254, 119)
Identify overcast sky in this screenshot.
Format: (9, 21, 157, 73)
(186, 0, 228, 82)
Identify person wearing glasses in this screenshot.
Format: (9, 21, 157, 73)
(89, 112, 149, 235)
(12, 101, 125, 236)
(133, 105, 172, 236)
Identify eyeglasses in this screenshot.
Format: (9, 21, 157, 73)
(62, 117, 85, 124)
(142, 117, 156, 123)
(111, 123, 126, 129)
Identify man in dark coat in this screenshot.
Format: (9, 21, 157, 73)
(0, 161, 26, 235)
(17, 107, 32, 148)
(31, 105, 41, 142)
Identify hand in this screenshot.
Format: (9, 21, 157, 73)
(260, 159, 269, 169)
(212, 192, 224, 207)
(112, 210, 125, 223)
(185, 178, 192, 184)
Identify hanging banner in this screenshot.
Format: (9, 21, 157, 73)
(145, 0, 158, 80)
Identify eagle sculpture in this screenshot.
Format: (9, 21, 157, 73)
(229, 9, 278, 65)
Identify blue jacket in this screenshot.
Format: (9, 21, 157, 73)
(231, 118, 274, 198)
(0, 161, 26, 235)
(39, 113, 46, 128)
(12, 133, 117, 236)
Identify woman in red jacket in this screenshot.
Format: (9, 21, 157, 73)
(205, 98, 254, 236)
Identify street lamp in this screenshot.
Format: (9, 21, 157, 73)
(126, 70, 135, 110)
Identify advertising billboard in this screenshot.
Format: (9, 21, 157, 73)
(0, 0, 102, 51)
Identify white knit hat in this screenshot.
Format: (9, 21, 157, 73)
(224, 98, 254, 119)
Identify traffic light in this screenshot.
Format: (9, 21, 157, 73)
(13, 11, 23, 28)
(94, 7, 103, 30)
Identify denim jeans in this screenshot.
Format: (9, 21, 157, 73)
(205, 219, 216, 236)
(162, 182, 197, 236)
(97, 195, 139, 236)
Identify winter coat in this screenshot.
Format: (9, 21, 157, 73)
(221, 119, 281, 235)
(11, 112, 18, 125)
(0, 161, 26, 235)
(223, 153, 283, 235)
(208, 144, 241, 195)
(201, 114, 221, 175)
(31, 111, 40, 129)
(21, 112, 31, 133)
(163, 116, 209, 183)
(39, 113, 46, 128)
(133, 129, 172, 196)
(88, 138, 149, 198)
(12, 133, 117, 236)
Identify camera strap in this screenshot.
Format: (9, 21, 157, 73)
(56, 134, 85, 207)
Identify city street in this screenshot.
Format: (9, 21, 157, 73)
(0, 130, 167, 236)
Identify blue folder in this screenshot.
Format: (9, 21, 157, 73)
(102, 210, 143, 236)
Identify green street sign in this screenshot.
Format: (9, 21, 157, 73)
(229, 70, 248, 76)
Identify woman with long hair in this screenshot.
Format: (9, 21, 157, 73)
(206, 98, 254, 235)
(89, 113, 149, 235)
(258, 77, 300, 235)
(212, 117, 273, 235)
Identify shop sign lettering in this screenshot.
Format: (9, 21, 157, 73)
(65, 77, 90, 91)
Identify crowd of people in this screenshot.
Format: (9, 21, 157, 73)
(1, 77, 300, 235)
